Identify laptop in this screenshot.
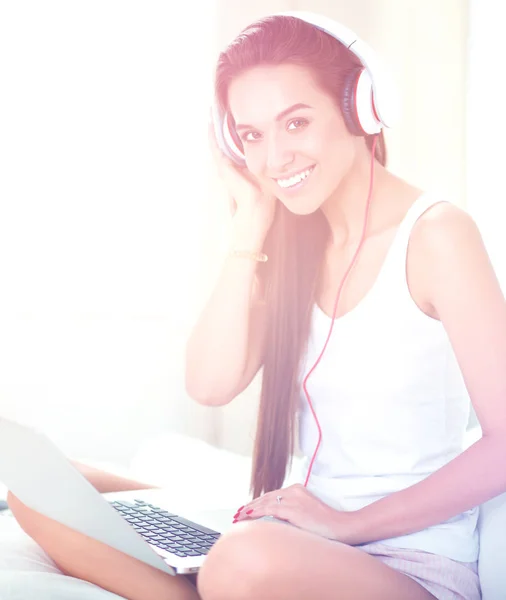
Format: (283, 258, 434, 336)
(0, 417, 237, 575)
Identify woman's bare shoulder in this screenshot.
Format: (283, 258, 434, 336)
(412, 200, 478, 247)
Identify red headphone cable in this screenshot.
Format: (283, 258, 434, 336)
(302, 135, 379, 488)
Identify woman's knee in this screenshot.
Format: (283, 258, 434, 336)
(197, 521, 283, 600)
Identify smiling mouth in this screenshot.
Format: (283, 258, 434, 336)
(275, 165, 316, 189)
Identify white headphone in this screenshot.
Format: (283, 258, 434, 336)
(212, 10, 400, 167)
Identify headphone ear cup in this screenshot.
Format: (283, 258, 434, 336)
(341, 67, 382, 136)
(211, 103, 246, 167)
(341, 68, 366, 136)
(225, 113, 247, 163)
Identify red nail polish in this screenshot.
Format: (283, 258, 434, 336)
(233, 512, 240, 519)
(237, 505, 245, 512)
(246, 509, 254, 515)
(232, 518, 238, 523)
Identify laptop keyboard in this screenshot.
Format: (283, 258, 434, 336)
(109, 499, 221, 558)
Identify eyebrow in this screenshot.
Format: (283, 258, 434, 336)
(234, 103, 313, 131)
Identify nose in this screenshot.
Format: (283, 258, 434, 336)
(265, 132, 295, 175)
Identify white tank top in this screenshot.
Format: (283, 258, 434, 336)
(297, 193, 480, 562)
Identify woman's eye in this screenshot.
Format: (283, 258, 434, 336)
(241, 131, 262, 143)
(287, 118, 309, 131)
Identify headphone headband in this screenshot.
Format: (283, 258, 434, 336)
(277, 11, 399, 128)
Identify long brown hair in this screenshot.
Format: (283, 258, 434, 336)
(214, 15, 388, 498)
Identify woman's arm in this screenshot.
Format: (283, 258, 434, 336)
(345, 434, 506, 545)
(185, 217, 268, 406)
(346, 203, 506, 545)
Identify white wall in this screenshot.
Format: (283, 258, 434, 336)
(0, 1, 219, 464)
(466, 0, 506, 291)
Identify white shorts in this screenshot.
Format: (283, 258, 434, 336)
(359, 541, 481, 600)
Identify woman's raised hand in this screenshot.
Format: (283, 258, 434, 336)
(208, 114, 276, 241)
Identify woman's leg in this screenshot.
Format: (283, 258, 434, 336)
(197, 520, 438, 600)
(7, 492, 200, 600)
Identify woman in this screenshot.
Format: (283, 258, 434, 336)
(8, 12, 506, 600)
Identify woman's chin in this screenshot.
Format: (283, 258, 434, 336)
(279, 195, 324, 216)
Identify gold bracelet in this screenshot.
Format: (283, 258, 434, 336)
(229, 249, 268, 262)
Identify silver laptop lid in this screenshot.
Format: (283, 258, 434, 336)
(0, 417, 175, 575)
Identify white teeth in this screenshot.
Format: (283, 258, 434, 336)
(276, 166, 314, 188)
